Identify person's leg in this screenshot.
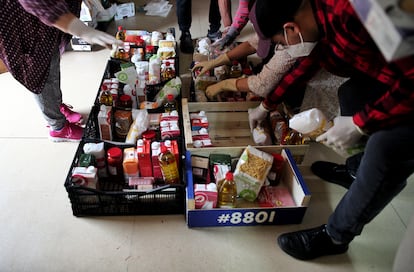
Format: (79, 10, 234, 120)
(33, 50, 66, 131)
(311, 76, 389, 187)
(177, 0, 194, 53)
(327, 124, 414, 243)
(208, 0, 222, 41)
(218, 0, 232, 28)
(33, 50, 83, 141)
(176, 0, 192, 33)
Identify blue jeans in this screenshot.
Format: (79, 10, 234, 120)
(326, 77, 414, 243)
(176, 0, 221, 33)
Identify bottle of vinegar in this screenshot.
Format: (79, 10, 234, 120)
(218, 172, 237, 208)
(158, 145, 180, 184)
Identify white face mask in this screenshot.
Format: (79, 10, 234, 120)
(284, 28, 317, 58)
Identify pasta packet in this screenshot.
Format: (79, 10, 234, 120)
(234, 146, 273, 201)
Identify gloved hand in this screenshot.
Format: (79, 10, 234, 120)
(191, 53, 231, 77)
(67, 18, 121, 48)
(211, 27, 238, 50)
(248, 103, 269, 132)
(205, 78, 238, 99)
(316, 116, 364, 149)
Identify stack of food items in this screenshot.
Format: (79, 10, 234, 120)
(192, 146, 296, 210)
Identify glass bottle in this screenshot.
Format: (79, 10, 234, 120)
(218, 172, 237, 208)
(229, 60, 242, 78)
(158, 145, 180, 184)
(116, 26, 126, 41)
(99, 85, 113, 106)
(164, 94, 177, 113)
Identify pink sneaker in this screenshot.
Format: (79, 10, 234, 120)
(49, 122, 84, 142)
(60, 104, 83, 124)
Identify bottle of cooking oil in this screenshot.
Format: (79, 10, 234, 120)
(218, 172, 237, 208)
(158, 144, 180, 184)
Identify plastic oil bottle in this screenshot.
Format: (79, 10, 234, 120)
(218, 172, 237, 208)
(158, 144, 180, 184)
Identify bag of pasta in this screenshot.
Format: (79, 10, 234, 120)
(234, 146, 273, 202)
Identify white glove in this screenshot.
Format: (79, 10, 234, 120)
(67, 18, 121, 48)
(192, 53, 231, 77)
(248, 103, 269, 132)
(316, 116, 364, 149)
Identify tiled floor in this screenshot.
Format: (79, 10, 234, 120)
(1, 1, 413, 271)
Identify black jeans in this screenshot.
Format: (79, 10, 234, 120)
(176, 0, 221, 33)
(326, 76, 414, 243)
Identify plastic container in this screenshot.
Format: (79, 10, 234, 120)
(107, 147, 123, 177)
(158, 145, 180, 184)
(217, 171, 237, 208)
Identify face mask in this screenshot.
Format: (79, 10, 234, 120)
(284, 28, 317, 58)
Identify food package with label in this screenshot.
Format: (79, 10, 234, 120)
(234, 146, 273, 201)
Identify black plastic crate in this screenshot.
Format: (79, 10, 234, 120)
(64, 139, 186, 216)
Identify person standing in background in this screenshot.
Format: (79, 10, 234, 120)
(0, 0, 120, 142)
(213, 0, 255, 50)
(177, 0, 231, 53)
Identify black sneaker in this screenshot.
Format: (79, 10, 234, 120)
(277, 224, 349, 260)
(311, 161, 355, 189)
(207, 30, 222, 42)
(179, 31, 194, 54)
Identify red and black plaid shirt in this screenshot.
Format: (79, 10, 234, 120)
(264, 0, 414, 134)
(0, 0, 81, 93)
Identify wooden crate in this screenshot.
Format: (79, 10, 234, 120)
(181, 98, 309, 163)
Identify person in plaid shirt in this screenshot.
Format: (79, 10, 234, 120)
(249, 0, 414, 260)
(0, 0, 120, 141)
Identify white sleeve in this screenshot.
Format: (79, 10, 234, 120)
(247, 48, 297, 97)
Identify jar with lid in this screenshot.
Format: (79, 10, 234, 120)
(107, 147, 123, 177)
(164, 94, 177, 113)
(229, 60, 242, 78)
(118, 94, 133, 109)
(99, 85, 113, 106)
(115, 26, 126, 41)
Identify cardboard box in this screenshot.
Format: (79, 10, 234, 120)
(185, 148, 311, 227)
(350, 0, 414, 61)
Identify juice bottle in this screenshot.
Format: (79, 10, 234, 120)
(158, 145, 180, 184)
(218, 172, 237, 208)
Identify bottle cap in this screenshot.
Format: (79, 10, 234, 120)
(225, 172, 233, 181)
(160, 145, 168, 153)
(118, 26, 123, 31)
(142, 130, 156, 141)
(167, 94, 174, 101)
(107, 147, 122, 159)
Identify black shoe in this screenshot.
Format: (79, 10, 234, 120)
(277, 224, 349, 260)
(311, 161, 355, 189)
(179, 31, 194, 54)
(207, 30, 222, 42)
